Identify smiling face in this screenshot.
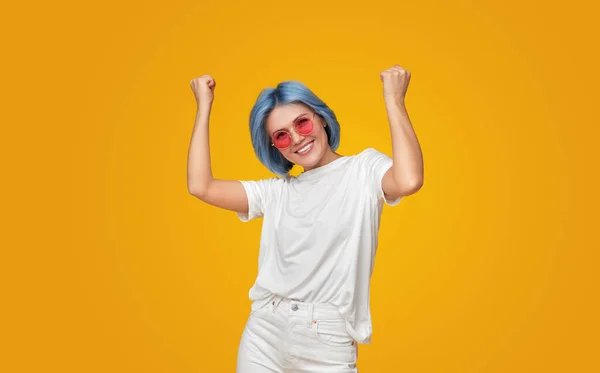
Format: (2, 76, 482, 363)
(265, 103, 334, 172)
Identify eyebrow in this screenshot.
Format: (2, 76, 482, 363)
(270, 112, 310, 137)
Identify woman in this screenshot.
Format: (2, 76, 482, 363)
(187, 65, 423, 372)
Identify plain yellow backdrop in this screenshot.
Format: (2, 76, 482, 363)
(2, 0, 599, 372)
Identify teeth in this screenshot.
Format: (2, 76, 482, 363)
(297, 142, 313, 153)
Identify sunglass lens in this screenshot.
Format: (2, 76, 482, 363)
(273, 132, 291, 149)
(296, 118, 314, 135)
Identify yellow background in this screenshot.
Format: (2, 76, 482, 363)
(3, 0, 599, 372)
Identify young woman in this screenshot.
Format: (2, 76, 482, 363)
(187, 65, 423, 372)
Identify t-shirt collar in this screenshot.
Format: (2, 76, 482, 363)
(296, 155, 351, 181)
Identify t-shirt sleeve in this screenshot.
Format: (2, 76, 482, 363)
(362, 148, 402, 206)
(236, 178, 274, 222)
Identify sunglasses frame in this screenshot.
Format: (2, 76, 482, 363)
(270, 112, 317, 150)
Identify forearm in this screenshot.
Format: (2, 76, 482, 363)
(187, 106, 214, 195)
(384, 98, 424, 191)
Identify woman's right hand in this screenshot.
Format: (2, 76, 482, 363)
(190, 74, 216, 109)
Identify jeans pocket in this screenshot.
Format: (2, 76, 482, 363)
(314, 318, 355, 347)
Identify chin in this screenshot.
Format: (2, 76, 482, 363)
(294, 148, 324, 169)
(297, 159, 319, 170)
(283, 138, 327, 169)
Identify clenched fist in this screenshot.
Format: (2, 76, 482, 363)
(380, 64, 410, 103)
(190, 74, 216, 109)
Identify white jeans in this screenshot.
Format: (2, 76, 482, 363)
(237, 296, 359, 372)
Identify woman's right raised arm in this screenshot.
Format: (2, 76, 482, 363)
(186, 75, 249, 214)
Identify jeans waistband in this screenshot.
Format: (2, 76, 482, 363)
(264, 295, 344, 321)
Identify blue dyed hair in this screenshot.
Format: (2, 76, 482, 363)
(249, 81, 341, 176)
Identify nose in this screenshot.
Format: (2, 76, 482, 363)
(289, 128, 304, 145)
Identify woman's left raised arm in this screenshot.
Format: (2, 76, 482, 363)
(380, 64, 424, 199)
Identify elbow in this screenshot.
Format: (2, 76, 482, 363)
(188, 176, 213, 199)
(410, 177, 424, 193)
(396, 177, 423, 196)
(188, 184, 208, 199)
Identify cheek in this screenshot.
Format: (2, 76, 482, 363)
(281, 149, 296, 161)
(318, 128, 329, 145)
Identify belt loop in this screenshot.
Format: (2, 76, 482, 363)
(308, 303, 314, 328)
(272, 296, 283, 314)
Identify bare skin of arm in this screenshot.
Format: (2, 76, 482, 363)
(380, 65, 424, 198)
(187, 75, 249, 214)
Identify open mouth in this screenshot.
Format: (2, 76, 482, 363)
(295, 140, 314, 155)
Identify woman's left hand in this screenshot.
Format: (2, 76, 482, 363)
(380, 64, 410, 104)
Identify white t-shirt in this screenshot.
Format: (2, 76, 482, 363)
(236, 148, 402, 344)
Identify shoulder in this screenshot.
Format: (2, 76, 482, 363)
(240, 174, 290, 192)
(355, 147, 391, 163)
(360, 147, 386, 155)
(263, 174, 294, 189)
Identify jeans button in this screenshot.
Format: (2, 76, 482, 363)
(291, 304, 299, 311)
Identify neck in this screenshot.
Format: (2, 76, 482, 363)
(303, 149, 342, 172)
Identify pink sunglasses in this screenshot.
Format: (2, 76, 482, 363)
(270, 112, 316, 149)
